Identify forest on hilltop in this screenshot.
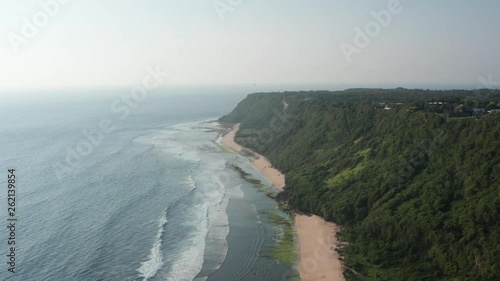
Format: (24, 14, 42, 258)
(220, 88, 500, 281)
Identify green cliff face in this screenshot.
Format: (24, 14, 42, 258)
(220, 88, 500, 281)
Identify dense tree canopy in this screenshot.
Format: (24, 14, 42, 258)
(220, 88, 500, 281)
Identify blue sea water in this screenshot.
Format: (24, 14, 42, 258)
(0, 87, 292, 281)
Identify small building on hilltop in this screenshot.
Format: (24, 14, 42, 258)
(473, 108, 486, 117)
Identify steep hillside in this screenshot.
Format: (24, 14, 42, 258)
(220, 88, 500, 281)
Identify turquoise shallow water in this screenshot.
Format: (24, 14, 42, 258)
(0, 88, 293, 281)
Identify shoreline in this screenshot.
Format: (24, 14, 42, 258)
(220, 123, 345, 281)
(220, 123, 285, 190)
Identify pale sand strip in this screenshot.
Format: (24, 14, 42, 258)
(295, 215, 345, 281)
(220, 123, 345, 281)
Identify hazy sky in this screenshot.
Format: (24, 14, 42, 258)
(1, 0, 499, 89)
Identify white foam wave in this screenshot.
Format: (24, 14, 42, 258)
(139, 121, 239, 280)
(167, 162, 232, 281)
(165, 205, 208, 281)
(182, 174, 196, 188)
(226, 183, 244, 199)
(138, 214, 168, 280)
(251, 204, 262, 224)
(205, 197, 230, 264)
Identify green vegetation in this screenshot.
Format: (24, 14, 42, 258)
(220, 88, 500, 281)
(229, 164, 275, 198)
(260, 210, 296, 264)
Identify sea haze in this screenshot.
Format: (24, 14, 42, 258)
(0, 88, 292, 280)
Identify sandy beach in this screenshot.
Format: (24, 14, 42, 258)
(220, 123, 345, 281)
(295, 215, 345, 281)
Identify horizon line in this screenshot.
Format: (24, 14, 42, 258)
(0, 82, 486, 92)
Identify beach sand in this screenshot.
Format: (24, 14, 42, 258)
(220, 123, 345, 281)
(295, 215, 345, 281)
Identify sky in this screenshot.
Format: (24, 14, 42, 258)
(1, 0, 499, 89)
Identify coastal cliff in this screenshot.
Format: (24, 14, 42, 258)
(220, 88, 500, 281)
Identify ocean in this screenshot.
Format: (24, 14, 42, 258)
(0, 87, 294, 281)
